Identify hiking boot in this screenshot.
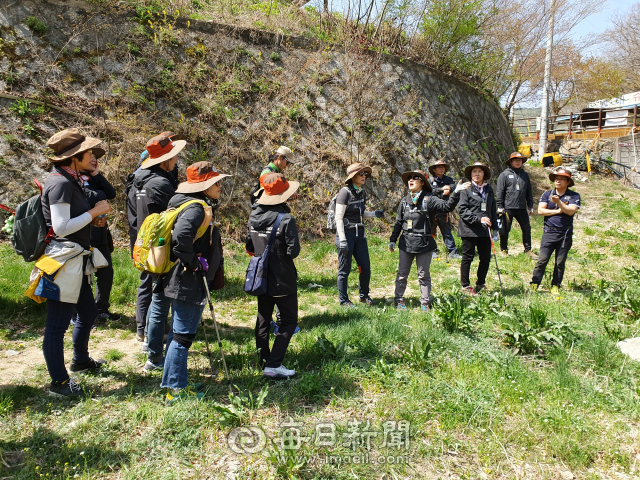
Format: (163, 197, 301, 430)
(136, 334, 145, 342)
(525, 250, 538, 260)
(144, 357, 165, 372)
(421, 302, 430, 312)
(69, 356, 106, 373)
(500, 250, 509, 257)
(165, 386, 204, 405)
(270, 321, 300, 336)
(341, 301, 356, 308)
(462, 286, 477, 296)
(360, 297, 374, 306)
(550, 285, 560, 295)
(475, 284, 486, 294)
(432, 251, 440, 260)
(49, 378, 84, 398)
(96, 311, 121, 321)
(530, 283, 539, 292)
(448, 252, 462, 260)
(395, 300, 407, 310)
(263, 364, 296, 379)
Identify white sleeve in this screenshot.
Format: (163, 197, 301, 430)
(335, 203, 347, 243)
(363, 211, 375, 218)
(50, 203, 92, 237)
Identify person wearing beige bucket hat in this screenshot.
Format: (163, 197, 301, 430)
(530, 167, 580, 295)
(40, 128, 113, 397)
(334, 163, 384, 307)
(427, 160, 461, 260)
(246, 173, 301, 379)
(389, 169, 470, 311)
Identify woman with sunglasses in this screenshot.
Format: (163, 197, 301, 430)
(389, 170, 470, 310)
(335, 163, 384, 307)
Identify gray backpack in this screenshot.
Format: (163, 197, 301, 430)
(327, 187, 365, 230)
(10, 180, 54, 262)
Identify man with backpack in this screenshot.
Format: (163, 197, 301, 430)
(496, 152, 534, 257)
(127, 134, 185, 345)
(249, 146, 298, 205)
(427, 160, 461, 260)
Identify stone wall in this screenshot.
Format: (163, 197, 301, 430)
(0, 0, 514, 235)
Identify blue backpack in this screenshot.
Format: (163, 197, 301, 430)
(244, 213, 285, 296)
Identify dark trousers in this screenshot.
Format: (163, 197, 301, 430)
(460, 237, 491, 287)
(335, 228, 371, 304)
(434, 214, 458, 254)
(136, 271, 153, 336)
(499, 209, 531, 252)
(255, 293, 298, 368)
(531, 230, 573, 286)
(94, 244, 113, 313)
(43, 277, 97, 383)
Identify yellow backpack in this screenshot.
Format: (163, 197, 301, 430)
(133, 200, 212, 274)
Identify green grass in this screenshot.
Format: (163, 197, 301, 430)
(1, 172, 640, 478)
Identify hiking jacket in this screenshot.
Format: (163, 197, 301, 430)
(427, 173, 456, 226)
(245, 203, 300, 297)
(161, 193, 222, 305)
(496, 167, 533, 211)
(390, 189, 461, 253)
(83, 173, 116, 247)
(457, 184, 498, 238)
(126, 166, 178, 252)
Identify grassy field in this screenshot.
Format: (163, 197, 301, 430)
(1, 168, 640, 479)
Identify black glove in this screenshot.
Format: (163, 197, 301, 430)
(374, 210, 385, 218)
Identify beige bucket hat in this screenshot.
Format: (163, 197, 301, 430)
(464, 162, 491, 181)
(428, 160, 450, 176)
(401, 169, 431, 191)
(344, 163, 372, 184)
(47, 128, 105, 162)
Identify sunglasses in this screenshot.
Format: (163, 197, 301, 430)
(410, 176, 422, 181)
(358, 171, 369, 177)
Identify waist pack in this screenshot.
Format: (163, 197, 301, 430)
(133, 200, 212, 274)
(10, 179, 55, 262)
(244, 213, 284, 296)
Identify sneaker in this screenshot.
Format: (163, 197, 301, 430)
(421, 303, 430, 312)
(448, 252, 462, 260)
(500, 250, 509, 257)
(462, 286, 477, 296)
(96, 311, 121, 321)
(525, 250, 538, 260)
(360, 297, 374, 306)
(395, 300, 407, 310)
(270, 321, 300, 336)
(432, 251, 440, 260)
(69, 356, 106, 373)
(530, 283, 539, 292)
(49, 378, 84, 398)
(475, 284, 486, 294)
(263, 364, 296, 379)
(136, 334, 145, 342)
(341, 301, 356, 308)
(165, 386, 204, 405)
(144, 357, 165, 371)
(550, 285, 560, 295)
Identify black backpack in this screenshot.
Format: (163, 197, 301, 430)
(10, 180, 55, 262)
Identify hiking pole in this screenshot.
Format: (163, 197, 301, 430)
(487, 224, 505, 300)
(201, 274, 232, 393)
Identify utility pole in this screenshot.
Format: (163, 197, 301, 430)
(539, 0, 556, 159)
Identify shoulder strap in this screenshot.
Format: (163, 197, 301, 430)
(172, 199, 207, 213)
(266, 213, 285, 248)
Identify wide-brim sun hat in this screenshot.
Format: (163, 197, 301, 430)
(176, 161, 231, 193)
(401, 169, 431, 192)
(256, 173, 299, 205)
(141, 134, 187, 169)
(464, 162, 491, 181)
(549, 167, 575, 188)
(428, 160, 450, 176)
(344, 163, 372, 184)
(505, 151, 528, 166)
(47, 128, 105, 162)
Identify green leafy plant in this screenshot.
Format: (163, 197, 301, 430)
(0, 393, 13, 417)
(315, 333, 346, 359)
(10, 100, 46, 117)
(270, 51, 281, 61)
(432, 287, 477, 333)
(500, 305, 573, 355)
(211, 385, 268, 427)
(25, 16, 47, 34)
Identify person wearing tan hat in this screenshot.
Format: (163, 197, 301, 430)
(141, 161, 230, 402)
(530, 167, 580, 295)
(41, 128, 112, 397)
(335, 163, 384, 307)
(128, 134, 185, 347)
(249, 146, 298, 205)
(496, 152, 534, 258)
(427, 160, 461, 259)
(246, 173, 301, 379)
(457, 162, 499, 295)
(389, 170, 470, 310)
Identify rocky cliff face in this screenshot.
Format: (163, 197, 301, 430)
(0, 0, 514, 237)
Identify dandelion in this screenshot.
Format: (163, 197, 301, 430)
(80, 451, 85, 455)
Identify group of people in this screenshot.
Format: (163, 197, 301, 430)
(32, 127, 580, 402)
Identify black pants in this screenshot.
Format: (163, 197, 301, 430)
(255, 293, 298, 368)
(93, 244, 113, 313)
(335, 228, 371, 304)
(499, 209, 531, 252)
(460, 237, 491, 288)
(531, 229, 573, 286)
(136, 271, 153, 336)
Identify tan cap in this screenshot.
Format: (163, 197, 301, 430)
(276, 146, 295, 164)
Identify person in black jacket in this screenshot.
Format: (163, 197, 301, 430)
(458, 162, 499, 295)
(128, 134, 184, 344)
(246, 173, 300, 379)
(427, 160, 462, 260)
(496, 152, 535, 257)
(153, 162, 230, 404)
(389, 170, 469, 310)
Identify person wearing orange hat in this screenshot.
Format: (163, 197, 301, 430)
(496, 152, 534, 257)
(530, 168, 581, 295)
(427, 160, 461, 260)
(249, 146, 299, 204)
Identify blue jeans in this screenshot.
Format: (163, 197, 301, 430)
(434, 214, 458, 254)
(146, 280, 172, 362)
(43, 276, 97, 382)
(160, 299, 205, 390)
(335, 228, 371, 304)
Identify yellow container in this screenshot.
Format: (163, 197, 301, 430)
(541, 152, 563, 167)
(518, 144, 532, 158)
